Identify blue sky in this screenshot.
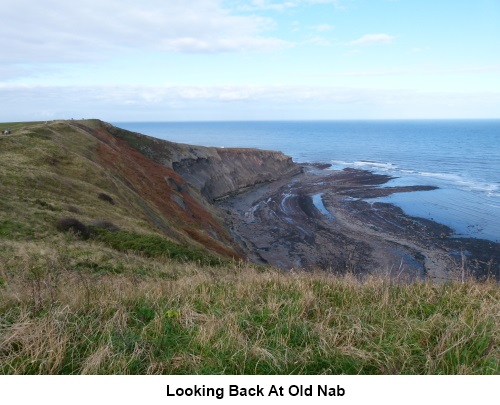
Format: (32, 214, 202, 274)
(1, 0, 499, 121)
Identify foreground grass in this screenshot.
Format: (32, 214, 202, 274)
(0, 245, 498, 374)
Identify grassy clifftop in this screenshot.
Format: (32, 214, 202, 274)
(0, 119, 240, 258)
(0, 120, 498, 374)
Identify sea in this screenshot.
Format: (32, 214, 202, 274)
(113, 120, 500, 243)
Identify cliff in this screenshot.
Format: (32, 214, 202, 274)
(105, 123, 301, 201)
(0, 119, 300, 260)
(171, 149, 299, 201)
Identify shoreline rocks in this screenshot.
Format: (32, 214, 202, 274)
(217, 165, 499, 281)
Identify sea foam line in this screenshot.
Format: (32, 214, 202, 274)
(331, 159, 499, 196)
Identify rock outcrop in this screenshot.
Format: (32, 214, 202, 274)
(106, 122, 301, 201)
(171, 148, 300, 201)
(87, 120, 301, 258)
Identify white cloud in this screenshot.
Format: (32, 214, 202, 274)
(309, 24, 335, 32)
(1, 84, 499, 121)
(0, 0, 289, 65)
(349, 33, 396, 46)
(301, 36, 333, 46)
(235, 0, 345, 12)
(244, 0, 297, 11)
(307, 0, 345, 8)
(308, 69, 409, 77)
(305, 65, 500, 77)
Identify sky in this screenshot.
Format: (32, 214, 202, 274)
(1, 0, 500, 121)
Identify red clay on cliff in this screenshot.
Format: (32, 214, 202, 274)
(73, 122, 241, 258)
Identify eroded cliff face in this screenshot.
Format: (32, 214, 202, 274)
(171, 148, 300, 201)
(94, 121, 301, 257)
(106, 122, 301, 201)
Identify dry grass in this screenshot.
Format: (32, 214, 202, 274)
(0, 244, 498, 374)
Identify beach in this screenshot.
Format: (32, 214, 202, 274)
(217, 165, 500, 281)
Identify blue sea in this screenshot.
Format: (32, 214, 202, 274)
(113, 120, 500, 242)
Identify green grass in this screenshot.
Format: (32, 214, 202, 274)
(0, 220, 35, 240)
(0, 121, 43, 132)
(0, 261, 498, 374)
(91, 229, 227, 266)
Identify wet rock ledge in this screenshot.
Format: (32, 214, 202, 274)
(216, 165, 499, 282)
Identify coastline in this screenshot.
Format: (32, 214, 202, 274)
(217, 165, 499, 281)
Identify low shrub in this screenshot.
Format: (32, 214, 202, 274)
(92, 220, 120, 233)
(98, 193, 114, 205)
(35, 199, 57, 211)
(93, 229, 224, 266)
(66, 205, 81, 214)
(55, 217, 222, 265)
(56, 217, 90, 239)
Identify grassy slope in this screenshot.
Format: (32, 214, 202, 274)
(0, 121, 498, 374)
(0, 120, 167, 239)
(0, 119, 238, 255)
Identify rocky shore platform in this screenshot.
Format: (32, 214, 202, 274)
(217, 165, 499, 282)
